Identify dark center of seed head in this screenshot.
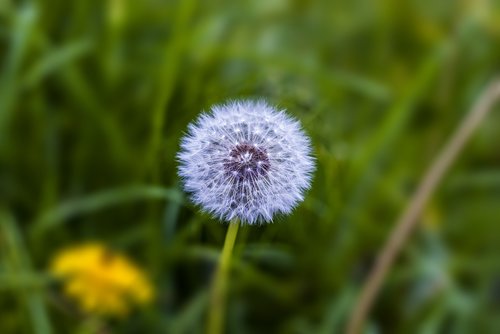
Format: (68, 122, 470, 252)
(224, 143, 270, 181)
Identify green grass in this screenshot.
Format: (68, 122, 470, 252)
(2, 0, 500, 333)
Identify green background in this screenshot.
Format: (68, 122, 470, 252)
(1, 0, 500, 333)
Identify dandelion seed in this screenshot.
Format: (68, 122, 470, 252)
(177, 100, 315, 224)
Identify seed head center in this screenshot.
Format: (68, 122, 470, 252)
(224, 143, 270, 180)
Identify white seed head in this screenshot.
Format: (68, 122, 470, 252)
(177, 100, 315, 224)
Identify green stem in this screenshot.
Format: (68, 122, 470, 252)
(207, 219, 239, 334)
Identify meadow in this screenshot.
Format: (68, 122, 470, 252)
(1, 0, 500, 333)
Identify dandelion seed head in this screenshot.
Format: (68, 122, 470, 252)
(177, 100, 315, 224)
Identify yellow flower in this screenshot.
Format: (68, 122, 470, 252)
(50, 243, 153, 316)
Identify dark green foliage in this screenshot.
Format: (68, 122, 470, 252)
(1, 0, 500, 333)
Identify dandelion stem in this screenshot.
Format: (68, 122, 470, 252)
(208, 219, 239, 334)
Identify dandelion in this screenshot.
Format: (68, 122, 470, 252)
(177, 99, 315, 334)
(178, 99, 315, 224)
(50, 243, 153, 317)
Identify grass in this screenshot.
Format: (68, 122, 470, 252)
(1, 0, 500, 333)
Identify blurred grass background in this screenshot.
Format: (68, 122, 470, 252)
(1, 0, 500, 333)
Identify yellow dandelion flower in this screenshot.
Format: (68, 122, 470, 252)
(50, 243, 153, 316)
